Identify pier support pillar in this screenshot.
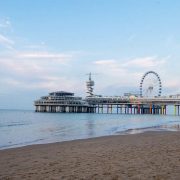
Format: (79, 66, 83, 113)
(107, 105, 109, 114)
(101, 105, 103, 113)
(137, 104, 140, 114)
(150, 104, 152, 114)
(164, 105, 167, 115)
(110, 105, 112, 114)
(174, 105, 177, 116)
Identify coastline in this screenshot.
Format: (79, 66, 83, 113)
(1, 122, 180, 150)
(0, 131, 180, 179)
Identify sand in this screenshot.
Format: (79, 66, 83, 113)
(0, 131, 180, 180)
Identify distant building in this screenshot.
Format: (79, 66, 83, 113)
(34, 91, 95, 113)
(124, 92, 139, 97)
(169, 94, 180, 98)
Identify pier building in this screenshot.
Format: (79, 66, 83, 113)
(34, 91, 95, 113)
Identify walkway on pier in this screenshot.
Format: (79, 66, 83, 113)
(86, 96, 180, 115)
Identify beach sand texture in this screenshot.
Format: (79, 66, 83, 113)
(0, 131, 180, 180)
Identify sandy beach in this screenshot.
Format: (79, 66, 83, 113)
(0, 131, 180, 180)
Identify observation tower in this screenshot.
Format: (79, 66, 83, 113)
(86, 72, 95, 97)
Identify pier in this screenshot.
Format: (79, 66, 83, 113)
(86, 96, 180, 115)
(34, 71, 180, 115)
(35, 93, 180, 115)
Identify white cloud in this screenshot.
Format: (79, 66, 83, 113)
(0, 18, 14, 49)
(25, 42, 46, 49)
(0, 34, 14, 49)
(1, 78, 21, 86)
(0, 49, 177, 97)
(122, 56, 166, 68)
(91, 56, 170, 95)
(0, 75, 82, 93)
(0, 18, 12, 28)
(31, 76, 82, 91)
(0, 50, 74, 77)
(93, 59, 123, 71)
(165, 80, 180, 88)
(0, 47, 81, 93)
(0, 17, 175, 97)
(93, 59, 135, 91)
(94, 59, 117, 65)
(16, 51, 71, 59)
(0, 58, 44, 75)
(94, 56, 167, 70)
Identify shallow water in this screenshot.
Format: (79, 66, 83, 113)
(0, 109, 180, 149)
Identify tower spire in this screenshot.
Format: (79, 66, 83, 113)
(86, 72, 95, 97)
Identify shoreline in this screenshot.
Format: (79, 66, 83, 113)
(0, 131, 180, 179)
(1, 123, 180, 151)
(0, 123, 180, 151)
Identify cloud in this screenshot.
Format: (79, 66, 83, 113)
(122, 56, 167, 68)
(0, 47, 82, 94)
(31, 76, 82, 91)
(0, 75, 82, 93)
(93, 59, 123, 70)
(0, 34, 14, 49)
(25, 42, 46, 49)
(0, 47, 177, 97)
(0, 17, 175, 97)
(93, 59, 136, 92)
(0, 78, 23, 87)
(0, 20, 75, 89)
(91, 56, 170, 95)
(165, 79, 180, 88)
(0, 50, 74, 76)
(0, 58, 44, 75)
(16, 51, 72, 63)
(0, 18, 12, 29)
(94, 56, 167, 70)
(94, 59, 117, 65)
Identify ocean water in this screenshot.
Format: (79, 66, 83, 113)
(0, 109, 180, 150)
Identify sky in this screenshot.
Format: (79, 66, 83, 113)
(0, 0, 180, 109)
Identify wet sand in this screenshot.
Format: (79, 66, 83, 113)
(0, 131, 180, 180)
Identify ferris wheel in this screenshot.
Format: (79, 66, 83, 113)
(140, 71, 162, 97)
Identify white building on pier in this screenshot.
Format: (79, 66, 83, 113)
(34, 91, 95, 113)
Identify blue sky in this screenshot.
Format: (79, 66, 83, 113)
(0, 0, 180, 109)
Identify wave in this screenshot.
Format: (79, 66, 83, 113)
(116, 123, 180, 135)
(0, 138, 45, 150)
(0, 123, 29, 128)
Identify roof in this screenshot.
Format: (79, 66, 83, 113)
(49, 91, 74, 96)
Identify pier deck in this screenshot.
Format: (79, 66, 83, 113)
(35, 94, 180, 115)
(85, 96, 180, 115)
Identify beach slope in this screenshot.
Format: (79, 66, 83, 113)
(0, 131, 180, 179)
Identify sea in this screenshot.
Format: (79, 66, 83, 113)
(0, 108, 180, 150)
